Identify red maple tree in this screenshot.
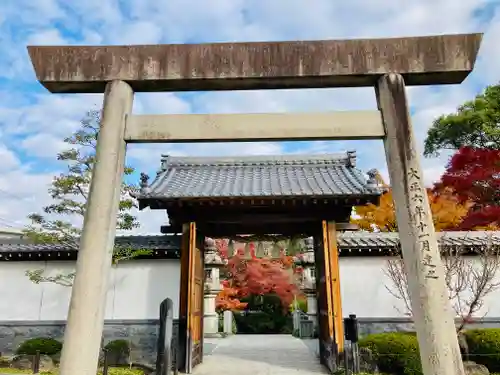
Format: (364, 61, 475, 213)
(435, 147, 500, 229)
(214, 238, 230, 260)
(215, 242, 301, 312)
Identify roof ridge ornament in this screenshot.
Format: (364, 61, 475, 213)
(139, 173, 151, 194)
(366, 168, 380, 192)
(346, 150, 356, 167)
(160, 155, 171, 171)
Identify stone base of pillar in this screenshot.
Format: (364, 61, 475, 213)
(305, 291, 318, 330)
(307, 313, 318, 329)
(223, 310, 234, 335)
(203, 313, 219, 336)
(204, 291, 220, 336)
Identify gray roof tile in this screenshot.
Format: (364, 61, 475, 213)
(136, 152, 381, 200)
(0, 235, 180, 254)
(338, 231, 500, 249)
(1, 232, 498, 256)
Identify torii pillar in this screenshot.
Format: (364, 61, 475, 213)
(27, 33, 482, 375)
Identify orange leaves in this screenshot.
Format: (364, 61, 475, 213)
(353, 185, 469, 232)
(428, 188, 470, 231)
(216, 286, 248, 311)
(353, 190, 397, 232)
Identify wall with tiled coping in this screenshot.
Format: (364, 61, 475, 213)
(2, 318, 500, 366)
(2, 256, 500, 365)
(4, 258, 500, 322)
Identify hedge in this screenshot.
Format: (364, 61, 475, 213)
(233, 311, 293, 334)
(359, 329, 500, 375)
(464, 328, 500, 372)
(358, 332, 422, 375)
(16, 337, 62, 356)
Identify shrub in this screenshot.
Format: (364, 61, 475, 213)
(358, 332, 422, 375)
(280, 318, 293, 334)
(0, 356, 10, 367)
(104, 340, 130, 366)
(465, 328, 500, 372)
(16, 338, 62, 356)
(232, 317, 237, 334)
(290, 298, 307, 313)
(234, 311, 276, 333)
(104, 339, 130, 355)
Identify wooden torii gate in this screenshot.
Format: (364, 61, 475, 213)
(28, 33, 482, 375)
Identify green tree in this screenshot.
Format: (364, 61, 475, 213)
(424, 84, 500, 157)
(24, 110, 150, 286)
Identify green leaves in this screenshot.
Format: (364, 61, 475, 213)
(424, 84, 500, 157)
(25, 269, 76, 287)
(25, 110, 150, 286)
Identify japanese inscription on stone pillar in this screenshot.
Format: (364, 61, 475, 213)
(407, 167, 438, 279)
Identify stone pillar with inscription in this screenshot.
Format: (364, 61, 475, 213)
(376, 73, 464, 375)
(203, 238, 225, 336)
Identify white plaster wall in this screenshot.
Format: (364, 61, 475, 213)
(0, 259, 180, 320)
(2, 256, 500, 321)
(339, 257, 500, 318)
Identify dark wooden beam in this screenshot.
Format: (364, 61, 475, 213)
(139, 195, 381, 211)
(166, 204, 353, 222)
(161, 222, 357, 234)
(161, 222, 358, 237)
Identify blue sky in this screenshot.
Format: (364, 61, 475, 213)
(0, 0, 499, 233)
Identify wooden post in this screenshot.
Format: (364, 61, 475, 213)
(326, 221, 344, 353)
(376, 73, 464, 375)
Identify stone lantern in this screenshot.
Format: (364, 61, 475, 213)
(203, 237, 226, 336)
(296, 237, 317, 328)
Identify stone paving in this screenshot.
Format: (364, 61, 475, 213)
(194, 335, 327, 374)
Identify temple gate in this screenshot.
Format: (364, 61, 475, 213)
(135, 152, 380, 372)
(27, 33, 483, 375)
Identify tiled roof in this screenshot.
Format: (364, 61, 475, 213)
(0, 235, 181, 254)
(1, 232, 498, 257)
(338, 231, 500, 249)
(135, 152, 382, 200)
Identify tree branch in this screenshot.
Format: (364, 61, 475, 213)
(385, 241, 500, 331)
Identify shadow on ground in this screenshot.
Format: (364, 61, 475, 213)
(202, 342, 218, 356)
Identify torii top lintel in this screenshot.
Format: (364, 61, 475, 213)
(27, 33, 482, 94)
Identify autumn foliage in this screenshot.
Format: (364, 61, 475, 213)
(353, 186, 469, 232)
(215, 285, 248, 311)
(215, 242, 301, 312)
(435, 147, 500, 230)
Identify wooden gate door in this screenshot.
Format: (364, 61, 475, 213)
(315, 220, 343, 372)
(178, 222, 204, 373)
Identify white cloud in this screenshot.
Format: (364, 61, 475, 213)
(0, 144, 20, 172)
(110, 21, 163, 45)
(0, 169, 55, 230)
(21, 133, 67, 158)
(26, 29, 66, 45)
(0, 0, 497, 233)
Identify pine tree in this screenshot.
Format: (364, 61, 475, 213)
(24, 110, 150, 286)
